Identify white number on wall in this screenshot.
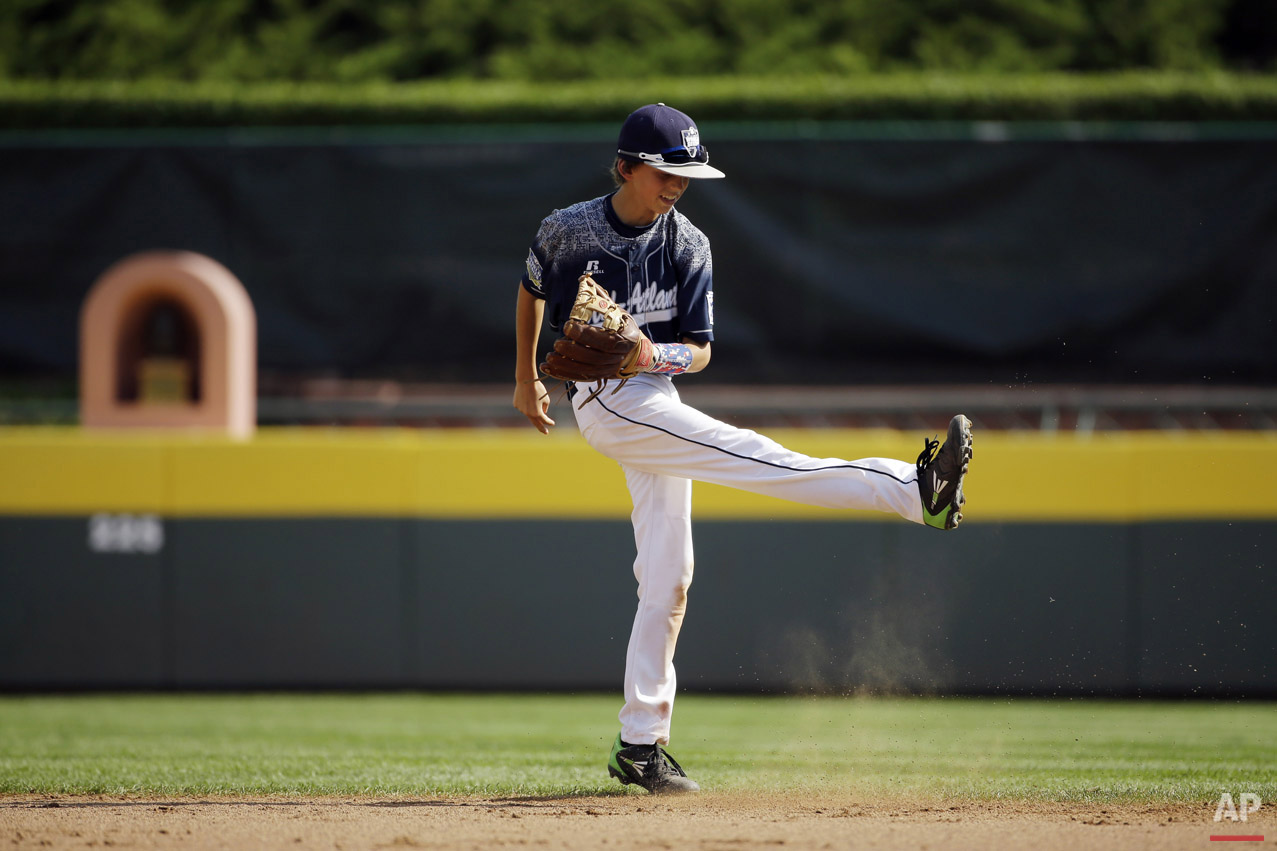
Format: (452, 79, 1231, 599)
(88, 514, 165, 554)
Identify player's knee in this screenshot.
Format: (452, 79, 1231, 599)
(643, 576, 692, 612)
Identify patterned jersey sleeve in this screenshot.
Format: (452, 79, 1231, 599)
(520, 213, 561, 300)
(673, 217, 715, 344)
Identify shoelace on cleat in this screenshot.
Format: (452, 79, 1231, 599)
(653, 745, 688, 778)
(915, 436, 940, 474)
(627, 744, 688, 780)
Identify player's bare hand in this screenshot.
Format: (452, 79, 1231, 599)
(513, 379, 555, 434)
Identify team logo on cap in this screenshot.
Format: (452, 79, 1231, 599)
(681, 128, 700, 157)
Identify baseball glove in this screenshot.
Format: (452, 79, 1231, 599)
(540, 276, 654, 398)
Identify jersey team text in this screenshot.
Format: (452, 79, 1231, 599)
(521, 194, 715, 348)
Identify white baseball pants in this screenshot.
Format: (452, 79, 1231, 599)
(571, 374, 924, 746)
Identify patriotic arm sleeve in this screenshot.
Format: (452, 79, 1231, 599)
(647, 343, 693, 375)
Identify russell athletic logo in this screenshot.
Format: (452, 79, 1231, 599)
(1211, 793, 1264, 843)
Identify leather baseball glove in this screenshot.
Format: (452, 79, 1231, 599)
(540, 276, 654, 397)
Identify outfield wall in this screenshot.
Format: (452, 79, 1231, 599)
(1, 428, 1273, 694)
(3, 126, 1276, 387)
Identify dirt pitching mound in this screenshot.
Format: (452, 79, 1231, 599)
(2, 793, 1269, 850)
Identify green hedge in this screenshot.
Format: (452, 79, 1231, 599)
(3, 73, 1277, 129)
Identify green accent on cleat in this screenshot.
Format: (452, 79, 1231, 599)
(607, 732, 627, 780)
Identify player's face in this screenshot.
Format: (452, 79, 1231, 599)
(626, 163, 691, 223)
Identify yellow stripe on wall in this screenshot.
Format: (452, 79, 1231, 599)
(1, 427, 1274, 521)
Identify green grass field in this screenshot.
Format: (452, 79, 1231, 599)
(1, 694, 1273, 803)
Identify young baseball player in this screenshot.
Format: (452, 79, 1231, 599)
(513, 103, 973, 795)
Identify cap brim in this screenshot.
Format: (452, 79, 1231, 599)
(650, 162, 726, 179)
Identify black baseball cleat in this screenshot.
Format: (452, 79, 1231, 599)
(607, 733, 700, 795)
(916, 414, 974, 530)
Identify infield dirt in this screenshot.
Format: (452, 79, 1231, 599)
(2, 793, 1271, 850)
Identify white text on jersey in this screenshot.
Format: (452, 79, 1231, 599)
(617, 281, 677, 325)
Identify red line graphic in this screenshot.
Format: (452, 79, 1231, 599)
(1209, 837, 1265, 842)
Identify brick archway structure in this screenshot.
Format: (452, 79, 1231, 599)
(80, 251, 256, 439)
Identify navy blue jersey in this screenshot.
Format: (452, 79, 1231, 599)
(521, 193, 714, 346)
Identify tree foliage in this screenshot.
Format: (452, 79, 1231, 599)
(0, 0, 1265, 83)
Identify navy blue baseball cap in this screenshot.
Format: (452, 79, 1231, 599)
(617, 103, 725, 179)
